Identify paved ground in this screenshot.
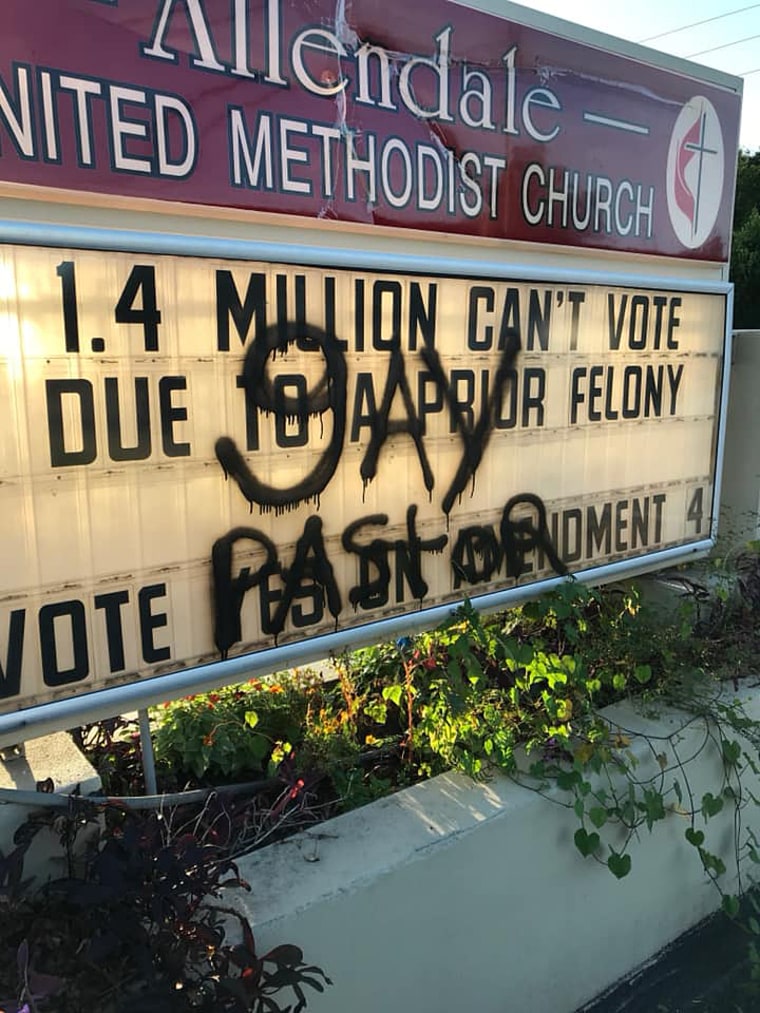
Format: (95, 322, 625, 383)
(579, 908, 755, 1012)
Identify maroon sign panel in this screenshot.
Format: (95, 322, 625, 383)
(1, 0, 742, 259)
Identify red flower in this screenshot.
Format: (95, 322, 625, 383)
(289, 777, 305, 799)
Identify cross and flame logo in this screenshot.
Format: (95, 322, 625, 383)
(667, 96, 724, 249)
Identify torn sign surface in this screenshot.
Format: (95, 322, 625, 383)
(0, 0, 741, 258)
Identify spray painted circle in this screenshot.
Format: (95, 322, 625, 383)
(666, 95, 724, 250)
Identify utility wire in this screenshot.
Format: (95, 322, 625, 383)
(640, 3, 760, 43)
(686, 31, 760, 57)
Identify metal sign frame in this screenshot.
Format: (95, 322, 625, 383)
(0, 219, 733, 751)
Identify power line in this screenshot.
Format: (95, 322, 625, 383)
(640, 3, 760, 43)
(686, 31, 760, 57)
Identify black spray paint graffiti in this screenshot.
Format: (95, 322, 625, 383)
(212, 505, 448, 655)
(451, 494, 566, 586)
(341, 505, 448, 612)
(215, 321, 346, 512)
(420, 329, 520, 515)
(359, 347, 435, 498)
(215, 320, 522, 515)
(212, 503, 566, 656)
(213, 516, 341, 657)
(212, 319, 567, 655)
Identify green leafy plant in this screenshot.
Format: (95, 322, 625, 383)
(152, 674, 320, 781)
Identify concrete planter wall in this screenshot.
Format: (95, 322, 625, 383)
(236, 687, 760, 1013)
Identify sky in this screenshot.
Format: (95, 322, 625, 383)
(515, 0, 760, 151)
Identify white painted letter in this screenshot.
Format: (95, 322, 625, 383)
(141, 0, 225, 72)
(399, 27, 454, 122)
(155, 94, 196, 177)
(292, 28, 347, 96)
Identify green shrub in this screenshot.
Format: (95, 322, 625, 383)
(152, 674, 323, 781)
(150, 581, 707, 790)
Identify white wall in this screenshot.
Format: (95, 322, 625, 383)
(721, 330, 760, 543)
(236, 688, 760, 1013)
